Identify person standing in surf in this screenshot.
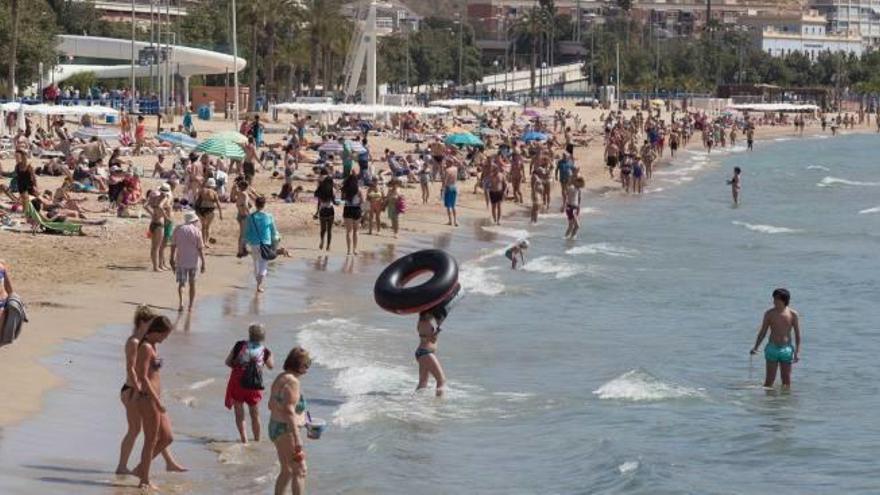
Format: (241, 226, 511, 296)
(750, 288, 802, 389)
(727, 167, 742, 206)
(268, 347, 311, 495)
(116, 307, 186, 476)
(416, 312, 447, 397)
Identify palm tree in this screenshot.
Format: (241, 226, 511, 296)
(6, 0, 22, 99)
(513, 7, 549, 98)
(300, 0, 347, 93)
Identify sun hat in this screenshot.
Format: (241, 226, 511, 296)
(206, 178, 217, 188)
(183, 211, 199, 224)
(159, 183, 171, 193)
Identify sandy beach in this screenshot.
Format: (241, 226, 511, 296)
(0, 101, 872, 432)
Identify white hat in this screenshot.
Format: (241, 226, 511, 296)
(183, 211, 199, 224)
(159, 183, 171, 193)
(206, 178, 217, 188)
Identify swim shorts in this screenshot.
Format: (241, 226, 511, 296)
(764, 342, 794, 363)
(489, 191, 503, 204)
(443, 186, 458, 209)
(175, 267, 197, 285)
(163, 220, 174, 244)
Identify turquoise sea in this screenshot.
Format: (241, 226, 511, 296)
(1, 133, 878, 494)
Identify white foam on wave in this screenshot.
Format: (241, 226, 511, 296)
(732, 221, 801, 234)
(459, 263, 506, 296)
(566, 243, 639, 258)
(481, 225, 530, 239)
(297, 318, 479, 427)
(540, 207, 599, 219)
(522, 256, 588, 279)
(618, 461, 640, 474)
(817, 176, 880, 188)
(806, 165, 830, 172)
(593, 369, 705, 402)
(188, 378, 215, 390)
(858, 206, 880, 215)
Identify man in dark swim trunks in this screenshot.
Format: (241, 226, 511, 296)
(488, 166, 506, 225)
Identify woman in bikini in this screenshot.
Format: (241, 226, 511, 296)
(194, 178, 223, 245)
(340, 174, 363, 256)
(314, 172, 336, 251)
(116, 306, 185, 475)
(416, 312, 446, 397)
(131, 316, 179, 490)
(268, 347, 311, 495)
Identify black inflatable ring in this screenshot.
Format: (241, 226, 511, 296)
(374, 249, 459, 314)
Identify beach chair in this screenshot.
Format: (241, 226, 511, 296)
(24, 201, 84, 236)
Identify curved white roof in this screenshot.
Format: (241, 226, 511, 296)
(52, 35, 246, 85)
(271, 102, 450, 116)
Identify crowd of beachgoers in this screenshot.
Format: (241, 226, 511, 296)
(1, 97, 877, 492)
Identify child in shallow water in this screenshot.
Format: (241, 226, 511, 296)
(416, 311, 446, 397)
(504, 239, 529, 269)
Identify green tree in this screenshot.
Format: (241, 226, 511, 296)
(1, 0, 59, 97)
(64, 70, 97, 93)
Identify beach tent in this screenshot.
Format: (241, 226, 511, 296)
(73, 127, 119, 141)
(157, 132, 200, 149)
(317, 140, 367, 154)
(522, 131, 549, 142)
(195, 136, 245, 159)
(444, 132, 483, 147)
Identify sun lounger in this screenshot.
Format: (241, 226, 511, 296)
(25, 201, 84, 236)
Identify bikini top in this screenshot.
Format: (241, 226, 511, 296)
(272, 385, 307, 414)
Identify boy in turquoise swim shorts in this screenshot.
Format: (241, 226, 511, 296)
(750, 288, 802, 389)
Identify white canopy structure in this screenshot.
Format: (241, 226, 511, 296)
(0, 103, 119, 117)
(271, 102, 450, 116)
(481, 100, 521, 108)
(728, 103, 820, 113)
(429, 98, 483, 108)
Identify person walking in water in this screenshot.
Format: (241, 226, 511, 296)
(116, 306, 186, 476)
(750, 288, 802, 389)
(131, 316, 178, 490)
(442, 158, 459, 227)
(416, 311, 447, 397)
(727, 166, 742, 206)
(268, 347, 311, 495)
(225, 323, 274, 443)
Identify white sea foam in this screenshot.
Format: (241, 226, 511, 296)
(481, 225, 531, 239)
(593, 369, 705, 402)
(540, 207, 599, 219)
(817, 176, 880, 188)
(806, 165, 830, 171)
(566, 243, 639, 258)
(858, 206, 880, 215)
(618, 461, 640, 474)
(188, 378, 215, 390)
(297, 318, 479, 427)
(459, 264, 506, 296)
(732, 221, 801, 234)
(522, 256, 588, 279)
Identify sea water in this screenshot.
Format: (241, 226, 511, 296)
(1, 134, 879, 494)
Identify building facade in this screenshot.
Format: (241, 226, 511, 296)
(741, 10, 865, 58)
(810, 0, 880, 46)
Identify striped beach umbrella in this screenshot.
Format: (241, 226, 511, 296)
(195, 136, 245, 159)
(317, 140, 366, 155)
(157, 132, 199, 149)
(212, 131, 249, 144)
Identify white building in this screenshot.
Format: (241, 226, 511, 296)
(810, 0, 880, 47)
(741, 10, 865, 59)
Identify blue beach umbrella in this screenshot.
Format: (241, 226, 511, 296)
(157, 132, 200, 149)
(444, 132, 483, 147)
(522, 131, 549, 142)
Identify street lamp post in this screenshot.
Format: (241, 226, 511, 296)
(493, 59, 499, 97)
(457, 13, 464, 89)
(541, 61, 547, 99)
(231, 0, 240, 126)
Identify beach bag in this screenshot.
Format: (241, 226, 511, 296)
(250, 215, 278, 261)
(396, 195, 407, 214)
(0, 294, 28, 346)
(234, 341, 265, 390)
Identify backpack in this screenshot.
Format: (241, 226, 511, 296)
(233, 341, 265, 390)
(0, 294, 28, 347)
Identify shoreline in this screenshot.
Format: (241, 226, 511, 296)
(0, 116, 872, 428)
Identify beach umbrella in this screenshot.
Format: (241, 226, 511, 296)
(522, 131, 549, 142)
(73, 126, 120, 141)
(157, 132, 200, 149)
(195, 136, 245, 159)
(444, 132, 483, 147)
(522, 109, 541, 118)
(212, 131, 249, 144)
(317, 140, 366, 154)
